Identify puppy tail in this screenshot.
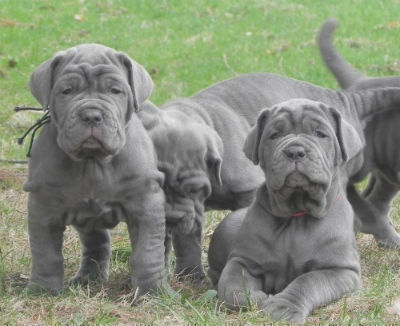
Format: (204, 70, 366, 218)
(317, 18, 364, 90)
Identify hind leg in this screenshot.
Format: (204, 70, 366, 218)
(348, 174, 400, 248)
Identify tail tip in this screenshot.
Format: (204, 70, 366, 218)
(322, 18, 339, 33)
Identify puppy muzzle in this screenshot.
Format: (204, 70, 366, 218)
(165, 196, 206, 234)
(58, 99, 123, 160)
(268, 137, 331, 192)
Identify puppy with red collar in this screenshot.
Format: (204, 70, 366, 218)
(208, 98, 361, 323)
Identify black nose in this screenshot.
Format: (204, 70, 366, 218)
(79, 108, 103, 126)
(283, 145, 306, 162)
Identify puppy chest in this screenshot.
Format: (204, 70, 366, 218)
(260, 224, 343, 292)
(256, 228, 313, 275)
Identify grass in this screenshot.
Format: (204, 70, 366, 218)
(1, 0, 400, 324)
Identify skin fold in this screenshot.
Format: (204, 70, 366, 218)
(208, 99, 361, 323)
(25, 44, 171, 297)
(140, 72, 400, 280)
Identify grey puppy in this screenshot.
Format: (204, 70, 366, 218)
(140, 72, 400, 279)
(208, 99, 362, 323)
(318, 18, 400, 247)
(139, 92, 262, 279)
(25, 44, 170, 297)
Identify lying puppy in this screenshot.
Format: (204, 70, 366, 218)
(318, 19, 400, 247)
(208, 99, 361, 323)
(25, 44, 169, 296)
(140, 72, 400, 279)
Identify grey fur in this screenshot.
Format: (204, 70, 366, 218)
(317, 18, 400, 90)
(318, 19, 400, 247)
(208, 99, 361, 323)
(140, 72, 400, 278)
(25, 44, 170, 297)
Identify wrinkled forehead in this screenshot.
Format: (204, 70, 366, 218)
(270, 100, 330, 127)
(56, 45, 126, 81)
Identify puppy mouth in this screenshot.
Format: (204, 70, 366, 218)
(165, 208, 193, 223)
(278, 171, 327, 198)
(72, 136, 114, 160)
(165, 206, 197, 234)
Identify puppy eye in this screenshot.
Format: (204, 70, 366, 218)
(270, 132, 280, 140)
(110, 87, 122, 95)
(188, 188, 199, 195)
(62, 87, 73, 95)
(314, 130, 328, 138)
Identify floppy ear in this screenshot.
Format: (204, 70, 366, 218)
(29, 50, 69, 109)
(117, 52, 154, 113)
(243, 108, 271, 165)
(205, 132, 224, 186)
(328, 106, 363, 163)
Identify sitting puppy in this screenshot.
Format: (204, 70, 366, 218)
(24, 44, 169, 296)
(208, 99, 362, 323)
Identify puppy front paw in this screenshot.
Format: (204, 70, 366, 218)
(68, 271, 108, 287)
(262, 295, 307, 323)
(27, 281, 61, 296)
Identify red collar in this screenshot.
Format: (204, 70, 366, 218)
(291, 195, 340, 218)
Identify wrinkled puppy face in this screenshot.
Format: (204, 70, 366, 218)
(265, 102, 336, 205)
(29, 44, 153, 161)
(244, 98, 362, 217)
(153, 122, 223, 234)
(53, 61, 130, 160)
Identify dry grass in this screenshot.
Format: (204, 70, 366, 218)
(1, 0, 400, 324)
(1, 165, 400, 325)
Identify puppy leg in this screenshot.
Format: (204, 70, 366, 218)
(172, 224, 205, 281)
(363, 173, 400, 247)
(263, 268, 360, 323)
(361, 173, 378, 198)
(164, 229, 173, 269)
(27, 217, 65, 294)
(218, 258, 269, 310)
(348, 181, 400, 248)
(127, 189, 171, 297)
(69, 228, 111, 285)
(363, 172, 397, 212)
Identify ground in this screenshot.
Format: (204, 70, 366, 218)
(1, 0, 400, 324)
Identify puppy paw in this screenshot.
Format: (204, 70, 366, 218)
(27, 281, 61, 296)
(375, 231, 400, 249)
(131, 275, 176, 300)
(68, 270, 108, 287)
(175, 265, 206, 283)
(262, 295, 307, 323)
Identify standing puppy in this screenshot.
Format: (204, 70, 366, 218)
(317, 19, 400, 247)
(25, 44, 169, 296)
(208, 99, 361, 323)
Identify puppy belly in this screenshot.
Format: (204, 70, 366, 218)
(64, 199, 126, 230)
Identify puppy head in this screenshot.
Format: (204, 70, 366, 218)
(152, 119, 223, 234)
(244, 98, 362, 217)
(29, 43, 154, 161)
